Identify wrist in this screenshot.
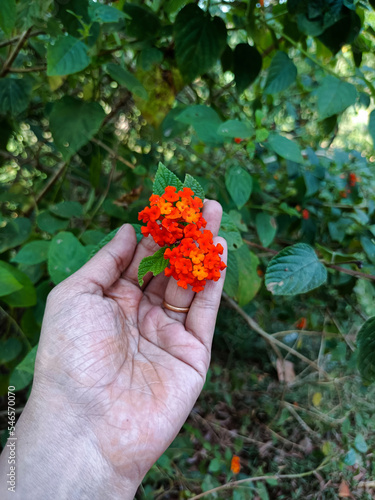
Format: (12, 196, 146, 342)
(0, 390, 140, 500)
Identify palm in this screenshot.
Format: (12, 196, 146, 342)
(36, 201, 226, 484)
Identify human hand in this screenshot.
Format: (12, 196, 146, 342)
(0, 200, 226, 499)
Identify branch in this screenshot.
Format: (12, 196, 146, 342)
(8, 65, 46, 73)
(190, 459, 330, 499)
(91, 138, 135, 170)
(0, 30, 44, 49)
(325, 263, 375, 282)
(222, 293, 330, 379)
(0, 27, 33, 77)
(22, 161, 67, 217)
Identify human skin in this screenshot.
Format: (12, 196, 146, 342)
(0, 200, 227, 499)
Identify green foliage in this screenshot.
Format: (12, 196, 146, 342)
(356, 316, 375, 383)
(138, 247, 169, 286)
(47, 35, 90, 76)
(1, 1, 375, 495)
(265, 243, 327, 295)
(175, 4, 227, 82)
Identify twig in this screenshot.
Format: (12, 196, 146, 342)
(91, 138, 135, 170)
(284, 403, 318, 436)
(8, 65, 46, 73)
(22, 161, 67, 216)
(325, 263, 375, 282)
(271, 329, 331, 337)
(0, 27, 33, 77)
(189, 460, 330, 499)
(0, 30, 44, 49)
(223, 293, 330, 379)
(264, 426, 306, 451)
(244, 239, 278, 254)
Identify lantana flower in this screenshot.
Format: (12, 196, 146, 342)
(138, 186, 226, 292)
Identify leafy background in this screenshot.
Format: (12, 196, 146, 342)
(1, 0, 375, 498)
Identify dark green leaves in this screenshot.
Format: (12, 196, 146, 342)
(12, 241, 50, 265)
(48, 232, 88, 284)
(233, 43, 262, 94)
(123, 4, 161, 40)
(153, 162, 183, 196)
(264, 52, 297, 94)
(49, 201, 83, 219)
(0, 0, 16, 36)
(0, 261, 36, 307)
(0, 264, 23, 296)
(256, 213, 277, 248)
(268, 133, 304, 163)
(265, 243, 327, 295)
(224, 245, 261, 306)
(356, 316, 375, 384)
(106, 64, 148, 100)
(47, 35, 90, 76)
(316, 76, 357, 119)
(49, 97, 105, 160)
(175, 4, 227, 82)
(0, 218, 31, 253)
(183, 174, 205, 200)
(0, 78, 31, 116)
(89, 3, 129, 24)
(225, 166, 253, 209)
(218, 120, 253, 139)
(138, 247, 169, 286)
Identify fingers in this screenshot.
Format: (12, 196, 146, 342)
(71, 224, 137, 292)
(185, 236, 227, 350)
(121, 233, 161, 287)
(162, 200, 223, 321)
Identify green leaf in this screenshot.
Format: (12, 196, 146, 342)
(176, 105, 223, 145)
(36, 211, 69, 234)
(264, 51, 297, 94)
(224, 250, 239, 297)
(303, 170, 321, 196)
(256, 213, 277, 247)
(218, 212, 243, 251)
(122, 4, 161, 40)
(236, 244, 262, 306)
(268, 133, 304, 164)
(183, 174, 205, 200)
(0, 261, 36, 307)
(48, 232, 88, 285)
(265, 243, 327, 295)
(208, 458, 221, 473)
(49, 97, 105, 160)
(176, 105, 220, 125)
(0, 217, 31, 253)
(88, 3, 129, 23)
(343, 448, 359, 466)
(0, 265, 23, 296)
(175, 4, 227, 82)
(11, 240, 51, 265)
(47, 35, 90, 76)
(88, 225, 142, 260)
(49, 201, 83, 219)
(369, 109, 375, 147)
(16, 344, 38, 374)
(81, 230, 106, 246)
(0, 338, 22, 363)
(9, 367, 33, 391)
(138, 47, 163, 72)
(106, 63, 148, 101)
(153, 162, 183, 196)
(316, 76, 357, 119)
(233, 43, 262, 94)
(357, 316, 375, 383)
(361, 235, 375, 263)
(225, 166, 253, 209)
(138, 247, 169, 286)
(0, 0, 16, 36)
(0, 78, 31, 116)
(354, 433, 368, 453)
(217, 120, 254, 139)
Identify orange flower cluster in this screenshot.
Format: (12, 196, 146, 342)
(139, 186, 226, 292)
(230, 455, 241, 474)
